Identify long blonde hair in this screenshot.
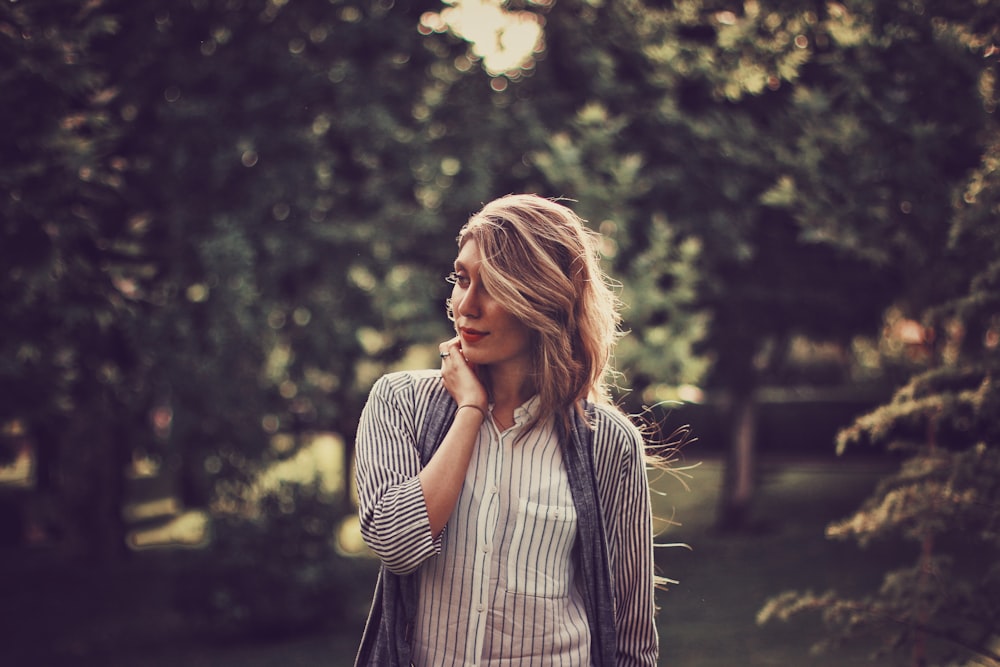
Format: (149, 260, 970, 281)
(456, 194, 622, 429)
(459, 196, 692, 583)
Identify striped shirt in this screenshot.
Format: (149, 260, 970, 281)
(412, 395, 590, 666)
(355, 370, 658, 666)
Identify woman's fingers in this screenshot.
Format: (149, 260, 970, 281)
(439, 337, 468, 375)
(439, 337, 486, 407)
(439, 336, 461, 362)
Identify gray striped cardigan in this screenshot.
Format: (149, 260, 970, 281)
(354, 370, 658, 666)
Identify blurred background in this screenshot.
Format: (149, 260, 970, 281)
(1, 1, 998, 665)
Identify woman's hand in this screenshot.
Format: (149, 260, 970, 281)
(439, 336, 488, 410)
(418, 337, 489, 538)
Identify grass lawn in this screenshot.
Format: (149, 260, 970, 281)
(656, 457, 905, 666)
(2, 456, 904, 666)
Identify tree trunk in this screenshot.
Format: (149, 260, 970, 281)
(716, 390, 758, 532)
(62, 388, 131, 563)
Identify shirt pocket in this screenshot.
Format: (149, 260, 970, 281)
(506, 498, 578, 598)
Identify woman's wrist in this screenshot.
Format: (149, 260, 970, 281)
(457, 403, 488, 422)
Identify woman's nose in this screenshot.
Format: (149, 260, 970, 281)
(455, 285, 480, 318)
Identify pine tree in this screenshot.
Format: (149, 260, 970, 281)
(759, 31, 1000, 665)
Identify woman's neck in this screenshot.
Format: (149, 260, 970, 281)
(485, 365, 535, 415)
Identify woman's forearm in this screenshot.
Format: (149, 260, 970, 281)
(418, 405, 485, 537)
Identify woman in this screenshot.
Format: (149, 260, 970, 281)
(354, 194, 659, 666)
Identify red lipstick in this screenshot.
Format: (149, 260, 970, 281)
(460, 327, 487, 344)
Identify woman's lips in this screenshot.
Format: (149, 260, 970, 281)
(460, 328, 487, 344)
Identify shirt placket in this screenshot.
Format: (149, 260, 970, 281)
(467, 420, 504, 667)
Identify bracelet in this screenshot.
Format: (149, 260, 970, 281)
(457, 404, 488, 422)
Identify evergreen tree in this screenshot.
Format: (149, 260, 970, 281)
(760, 138, 1000, 667)
(758, 5, 1000, 662)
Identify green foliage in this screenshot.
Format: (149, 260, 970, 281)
(515, 0, 987, 531)
(614, 217, 709, 401)
(762, 447, 1000, 664)
(5, 8, 999, 663)
(528, 0, 932, 400)
(759, 10, 1000, 657)
(531, 100, 709, 403)
(0, 0, 143, 552)
(174, 480, 375, 638)
(1, 0, 525, 555)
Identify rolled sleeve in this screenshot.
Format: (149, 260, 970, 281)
(613, 435, 659, 666)
(594, 407, 659, 666)
(355, 375, 442, 574)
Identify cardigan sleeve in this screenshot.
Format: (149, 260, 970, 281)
(355, 374, 442, 575)
(595, 409, 660, 666)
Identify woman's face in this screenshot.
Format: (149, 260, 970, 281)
(449, 239, 533, 370)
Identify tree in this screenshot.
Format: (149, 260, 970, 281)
(480, 0, 897, 528)
(530, 102, 710, 404)
(0, 0, 548, 563)
(1, 0, 139, 557)
(422, 1, 712, 449)
(759, 139, 1000, 667)
(758, 3, 1000, 663)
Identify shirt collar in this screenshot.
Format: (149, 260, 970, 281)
(514, 394, 541, 425)
(489, 394, 541, 427)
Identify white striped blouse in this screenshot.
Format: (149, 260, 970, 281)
(412, 394, 590, 666)
(355, 370, 659, 666)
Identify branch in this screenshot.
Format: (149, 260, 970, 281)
(836, 599, 1000, 665)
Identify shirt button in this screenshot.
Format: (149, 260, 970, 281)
(477, 603, 485, 612)
(490, 485, 498, 494)
(481, 543, 490, 553)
